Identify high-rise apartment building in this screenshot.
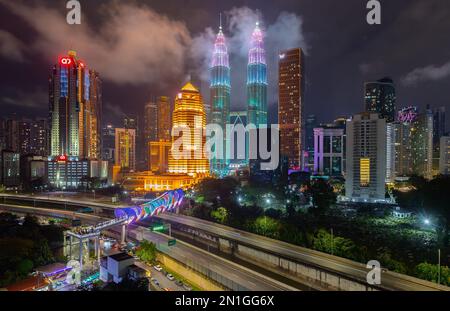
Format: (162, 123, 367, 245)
(346, 113, 387, 203)
(394, 107, 433, 179)
(313, 127, 344, 177)
(278, 48, 305, 170)
(439, 136, 450, 175)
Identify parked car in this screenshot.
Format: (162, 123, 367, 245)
(151, 278, 160, 287)
(183, 284, 193, 291)
(166, 273, 175, 281)
(175, 280, 183, 287)
(153, 265, 163, 271)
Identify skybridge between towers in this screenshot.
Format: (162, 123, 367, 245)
(64, 189, 185, 271)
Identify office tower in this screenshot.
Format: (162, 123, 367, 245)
(394, 107, 433, 178)
(304, 115, 317, 171)
(440, 136, 450, 175)
(168, 82, 209, 176)
(313, 126, 344, 176)
(433, 106, 446, 146)
(144, 101, 158, 143)
(247, 22, 268, 128)
(157, 96, 173, 141)
(143, 100, 158, 168)
(432, 106, 446, 174)
(346, 113, 387, 203)
(49, 50, 102, 158)
(279, 48, 305, 170)
(115, 128, 136, 171)
(365, 77, 396, 122)
(0, 150, 20, 188)
(149, 140, 171, 173)
(102, 125, 115, 161)
(210, 22, 231, 176)
(0, 119, 5, 151)
(386, 122, 396, 183)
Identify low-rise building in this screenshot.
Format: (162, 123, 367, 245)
(100, 252, 135, 284)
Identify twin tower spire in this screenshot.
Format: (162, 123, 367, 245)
(209, 16, 268, 176)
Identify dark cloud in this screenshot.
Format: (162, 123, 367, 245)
(0, 0, 449, 131)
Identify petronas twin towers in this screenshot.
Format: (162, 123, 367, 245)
(209, 21, 268, 176)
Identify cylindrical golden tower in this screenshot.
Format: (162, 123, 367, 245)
(168, 82, 209, 176)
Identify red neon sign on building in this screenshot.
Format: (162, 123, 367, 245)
(60, 57, 72, 66)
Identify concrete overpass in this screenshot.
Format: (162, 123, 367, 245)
(1, 194, 448, 291)
(0, 203, 297, 291)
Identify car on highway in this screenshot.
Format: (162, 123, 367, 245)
(153, 265, 163, 271)
(166, 273, 175, 281)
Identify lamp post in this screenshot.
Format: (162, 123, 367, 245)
(438, 249, 441, 285)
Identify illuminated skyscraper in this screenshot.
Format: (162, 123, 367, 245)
(157, 96, 173, 141)
(168, 82, 209, 176)
(365, 77, 396, 122)
(210, 22, 231, 176)
(115, 128, 136, 171)
(346, 112, 387, 203)
(278, 48, 305, 170)
(49, 50, 102, 159)
(247, 22, 267, 128)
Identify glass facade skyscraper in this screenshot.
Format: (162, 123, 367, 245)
(247, 23, 268, 128)
(365, 77, 396, 122)
(49, 50, 102, 159)
(210, 24, 231, 176)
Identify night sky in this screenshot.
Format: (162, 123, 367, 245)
(0, 0, 449, 130)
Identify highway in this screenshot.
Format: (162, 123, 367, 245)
(0, 203, 298, 291)
(2, 194, 449, 291)
(155, 213, 450, 292)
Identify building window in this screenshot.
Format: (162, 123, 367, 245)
(360, 158, 370, 187)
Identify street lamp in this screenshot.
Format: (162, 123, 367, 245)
(424, 218, 431, 225)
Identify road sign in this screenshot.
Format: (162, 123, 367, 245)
(151, 225, 165, 232)
(168, 239, 176, 247)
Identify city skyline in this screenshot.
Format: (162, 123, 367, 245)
(0, 1, 449, 131)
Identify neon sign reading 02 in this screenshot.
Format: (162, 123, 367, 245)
(60, 57, 72, 65)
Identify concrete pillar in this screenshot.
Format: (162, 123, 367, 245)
(79, 238, 83, 271)
(97, 236, 101, 263)
(121, 225, 126, 245)
(69, 235, 73, 260)
(86, 239, 90, 262)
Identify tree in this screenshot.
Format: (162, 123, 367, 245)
(211, 207, 228, 224)
(308, 179, 337, 214)
(312, 229, 359, 261)
(251, 217, 281, 239)
(415, 262, 450, 286)
(136, 240, 157, 264)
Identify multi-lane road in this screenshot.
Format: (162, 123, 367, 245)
(0, 203, 298, 291)
(156, 213, 449, 291)
(1, 194, 449, 291)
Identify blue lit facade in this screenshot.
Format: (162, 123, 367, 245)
(247, 23, 268, 128)
(210, 25, 231, 176)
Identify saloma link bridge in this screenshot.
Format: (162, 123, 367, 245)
(63, 189, 184, 271)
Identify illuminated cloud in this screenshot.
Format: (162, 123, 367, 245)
(401, 61, 450, 86)
(0, 1, 192, 87)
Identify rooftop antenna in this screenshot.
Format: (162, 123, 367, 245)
(219, 12, 222, 31)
